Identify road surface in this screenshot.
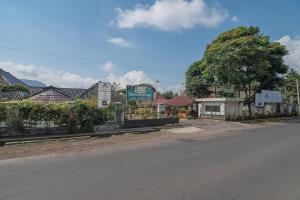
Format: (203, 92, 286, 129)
(1, 121, 300, 200)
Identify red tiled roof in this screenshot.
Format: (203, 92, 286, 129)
(30, 86, 45, 96)
(165, 93, 194, 106)
(156, 92, 168, 104)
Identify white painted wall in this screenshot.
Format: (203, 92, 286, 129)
(199, 102, 225, 116)
(225, 102, 242, 117)
(157, 104, 166, 118)
(197, 99, 242, 118)
(97, 82, 112, 108)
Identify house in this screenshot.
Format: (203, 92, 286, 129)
(29, 81, 126, 106)
(80, 81, 126, 108)
(29, 86, 86, 103)
(196, 98, 244, 120)
(153, 92, 168, 118)
(81, 81, 112, 107)
(165, 93, 194, 107)
(155, 92, 168, 105)
(0, 69, 127, 108)
(0, 69, 30, 101)
(164, 93, 196, 119)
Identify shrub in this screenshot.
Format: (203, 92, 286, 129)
(226, 112, 298, 121)
(0, 84, 31, 94)
(0, 100, 115, 133)
(0, 103, 7, 122)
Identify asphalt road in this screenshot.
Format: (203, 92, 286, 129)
(1, 121, 300, 200)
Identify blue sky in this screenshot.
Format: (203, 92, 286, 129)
(1, 0, 300, 90)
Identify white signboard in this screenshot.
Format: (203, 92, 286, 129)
(98, 82, 111, 108)
(261, 90, 282, 103)
(255, 93, 264, 107)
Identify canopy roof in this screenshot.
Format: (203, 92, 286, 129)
(156, 92, 168, 104)
(165, 93, 194, 106)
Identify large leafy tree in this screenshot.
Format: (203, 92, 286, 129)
(161, 91, 178, 100)
(284, 69, 300, 98)
(186, 60, 213, 98)
(186, 26, 288, 114)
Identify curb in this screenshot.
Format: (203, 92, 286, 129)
(240, 116, 300, 124)
(0, 127, 164, 147)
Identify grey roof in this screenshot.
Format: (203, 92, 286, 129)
(0, 75, 8, 85)
(0, 69, 29, 100)
(80, 83, 98, 98)
(60, 88, 87, 99)
(0, 69, 88, 101)
(0, 91, 27, 100)
(0, 69, 27, 86)
(29, 87, 86, 99)
(29, 86, 45, 96)
(29, 87, 72, 103)
(29, 86, 87, 102)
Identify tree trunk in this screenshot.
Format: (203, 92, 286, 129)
(214, 85, 217, 97)
(248, 82, 252, 116)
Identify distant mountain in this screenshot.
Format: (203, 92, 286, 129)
(21, 79, 47, 87)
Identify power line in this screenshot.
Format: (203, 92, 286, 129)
(0, 45, 151, 69)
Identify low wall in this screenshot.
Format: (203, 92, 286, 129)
(200, 114, 226, 120)
(94, 122, 119, 131)
(123, 118, 179, 129)
(0, 127, 70, 139)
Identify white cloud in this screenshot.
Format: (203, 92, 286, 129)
(277, 35, 300, 72)
(0, 61, 98, 88)
(231, 16, 240, 23)
(101, 61, 154, 88)
(102, 61, 116, 73)
(107, 37, 133, 47)
(116, 0, 228, 31)
(107, 70, 153, 88)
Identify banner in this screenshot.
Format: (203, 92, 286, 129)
(255, 93, 264, 107)
(261, 90, 282, 103)
(255, 90, 282, 107)
(126, 84, 155, 101)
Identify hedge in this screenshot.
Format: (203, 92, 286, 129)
(226, 112, 299, 121)
(0, 99, 115, 133)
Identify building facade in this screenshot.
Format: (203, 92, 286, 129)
(196, 98, 243, 120)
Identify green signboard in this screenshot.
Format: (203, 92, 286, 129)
(127, 84, 155, 101)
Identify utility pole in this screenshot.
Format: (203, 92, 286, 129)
(155, 79, 160, 119)
(155, 79, 160, 93)
(180, 82, 185, 95)
(297, 79, 300, 116)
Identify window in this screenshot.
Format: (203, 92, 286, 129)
(205, 105, 221, 112)
(102, 101, 107, 106)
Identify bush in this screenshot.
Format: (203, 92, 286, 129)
(188, 110, 198, 119)
(0, 103, 6, 122)
(0, 84, 31, 94)
(226, 112, 298, 121)
(0, 100, 115, 133)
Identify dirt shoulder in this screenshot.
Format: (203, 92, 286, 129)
(0, 121, 265, 161)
